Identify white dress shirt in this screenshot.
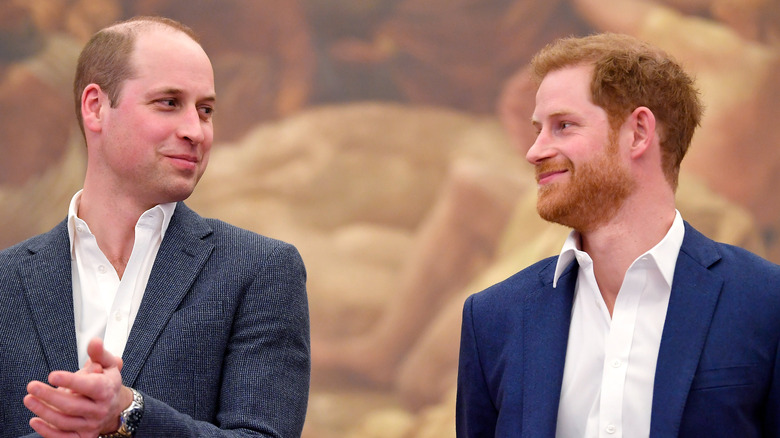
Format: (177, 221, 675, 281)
(67, 191, 176, 367)
(554, 211, 685, 438)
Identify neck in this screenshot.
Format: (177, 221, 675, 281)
(77, 187, 156, 279)
(579, 191, 676, 315)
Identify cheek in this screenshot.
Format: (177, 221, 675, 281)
(201, 129, 213, 154)
(145, 122, 178, 141)
(201, 150, 211, 169)
(204, 124, 214, 143)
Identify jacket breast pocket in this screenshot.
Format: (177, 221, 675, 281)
(147, 300, 229, 420)
(690, 364, 758, 391)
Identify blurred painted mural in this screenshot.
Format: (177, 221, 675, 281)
(1, 0, 779, 436)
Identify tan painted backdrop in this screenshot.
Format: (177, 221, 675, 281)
(1, 0, 778, 436)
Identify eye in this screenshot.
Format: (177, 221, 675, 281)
(156, 98, 178, 108)
(198, 105, 215, 121)
(559, 121, 573, 130)
(531, 121, 542, 137)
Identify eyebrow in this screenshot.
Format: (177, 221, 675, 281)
(531, 110, 575, 126)
(151, 87, 217, 103)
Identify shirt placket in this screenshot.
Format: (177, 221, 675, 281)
(598, 267, 646, 438)
(103, 216, 158, 358)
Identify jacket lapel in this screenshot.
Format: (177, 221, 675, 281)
(20, 221, 80, 372)
(522, 259, 577, 437)
(650, 223, 723, 437)
(120, 204, 214, 386)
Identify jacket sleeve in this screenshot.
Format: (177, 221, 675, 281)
(456, 294, 498, 438)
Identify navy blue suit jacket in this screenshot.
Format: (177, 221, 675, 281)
(457, 222, 780, 437)
(0, 203, 310, 437)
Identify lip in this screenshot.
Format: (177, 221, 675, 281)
(536, 169, 568, 185)
(165, 154, 199, 170)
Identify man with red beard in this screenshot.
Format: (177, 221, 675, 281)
(456, 33, 780, 437)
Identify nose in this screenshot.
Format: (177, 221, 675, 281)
(525, 130, 556, 165)
(177, 106, 206, 145)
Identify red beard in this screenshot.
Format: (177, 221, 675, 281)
(535, 141, 635, 232)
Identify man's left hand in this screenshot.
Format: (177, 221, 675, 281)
(23, 338, 133, 437)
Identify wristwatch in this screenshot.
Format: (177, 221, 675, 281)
(99, 388, 144, 437)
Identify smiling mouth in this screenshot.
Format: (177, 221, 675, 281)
(166, 154, 199, 172)
(536, 169, 568, 185)
(168, 154, 198, 163)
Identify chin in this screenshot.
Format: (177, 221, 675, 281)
(162, 184, 197, 204)
(537, 196, 593, 231)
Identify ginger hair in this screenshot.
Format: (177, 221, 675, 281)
(530, 33, 703, 189)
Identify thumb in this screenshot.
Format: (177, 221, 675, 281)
(87, 338, 121, 369)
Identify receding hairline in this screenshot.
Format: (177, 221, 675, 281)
(72, 16, 205, 136)
(102, 16, 200, 44)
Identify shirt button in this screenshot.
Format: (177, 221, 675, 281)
(611, 359, 622, 368)
(114, 312, 123, 321)
(98, 265, 108, 274)
(606, 424, 617, 434)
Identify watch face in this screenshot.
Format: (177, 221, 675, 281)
(121, 408, 143, 432)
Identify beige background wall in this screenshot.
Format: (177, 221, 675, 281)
(1, 0, 778, 436)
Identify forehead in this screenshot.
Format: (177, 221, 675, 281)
(532, 64, 598, 122)
(127, 28, 215, 96)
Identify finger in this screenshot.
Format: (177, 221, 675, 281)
(26, 381, 94, 418)
(29, 416, 76, 438)
(28, 375, 125, 435)
(24, 393, 91, 433)
(86, 338, 121, 369)
(77, 358, 104, 376)
(48, 370, 118, 403)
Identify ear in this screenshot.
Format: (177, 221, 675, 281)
(81, 84, 106, 134)
(627, 106, 656, 160)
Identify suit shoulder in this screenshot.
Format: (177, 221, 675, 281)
(0, 222, 66, 260)
(682, 226, 780, 307)
(709, 243, 780, 310)
(199, 217, 304, 267)
(175, 204, 292, 249)
(710, 240, 780, 279)
(171, 205, 305, 275)
(469, 255, 558, 306)
(0, 238, 33, 258)
(683, 222, 780, 277)
(0, 240, 30, 277)
(203, 217, 293, 248)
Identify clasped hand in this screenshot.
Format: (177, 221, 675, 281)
(24, 338, 133, 438)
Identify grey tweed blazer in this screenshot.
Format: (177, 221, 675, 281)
(0, 203, 310, 437)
